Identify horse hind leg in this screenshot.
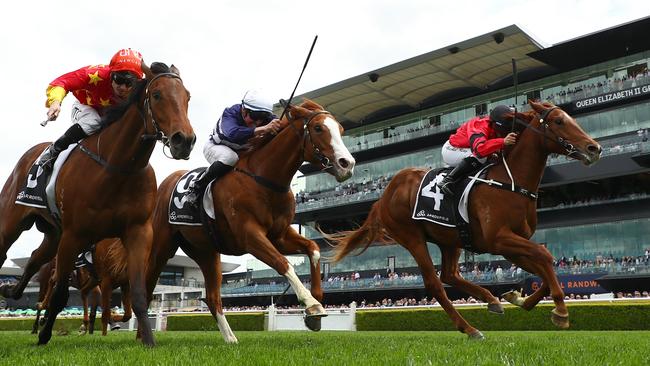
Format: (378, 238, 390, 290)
(400, 232, 483, 340)
(439, 246, 504, 314)
(3, 232, 59, 300)
(38, 253, 75, 346)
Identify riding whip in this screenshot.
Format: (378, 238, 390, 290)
(278, 35, 318, 121)
(511, 58, 518, 133)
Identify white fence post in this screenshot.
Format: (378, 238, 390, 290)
(349, 301, 357, 331)
(267, 304, 276, 331)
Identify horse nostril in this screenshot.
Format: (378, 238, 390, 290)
(338, 158, 349, 169)
(170, 132, 184, 146)
(587, 144, 602, 154)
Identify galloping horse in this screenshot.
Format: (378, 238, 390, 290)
(0, 62, 195, 346)
(332, 101, 601, 339)
(36, 239, 132, 336)
(147, 99, 355, 342)
(32, 259, 101, 335)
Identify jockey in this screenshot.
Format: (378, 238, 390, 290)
(437, 105, 518, 195)
(184, 89, 283, 205)
(37, 48, 144, 170)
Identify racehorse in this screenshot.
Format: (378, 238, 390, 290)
(77, 238, 132, 336)
(36, 239, 132, 336)
(331, 101, 601, 339)
(32, 259, 101, 335)
(146, 99, 355, 342)
(0, 62, 195, 346)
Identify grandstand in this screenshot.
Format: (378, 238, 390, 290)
(220, 16, 650, 307)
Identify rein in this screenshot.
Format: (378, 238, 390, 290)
(78, 72, 183, 174)
(236, 110, 334, 192)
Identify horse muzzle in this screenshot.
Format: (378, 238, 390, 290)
(169, 132, 196, 160)
(577, 143, 602, 166)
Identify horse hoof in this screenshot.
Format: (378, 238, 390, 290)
(502, 290, 524, 307)
(304, 316, 322, 332)
(551, 309, 570, 329)
(304, 304, 327, 332)
(224, 335, 239, 344)
(487, 302, 504, 315)
(467, 330, 485, 341)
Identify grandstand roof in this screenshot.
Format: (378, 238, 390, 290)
(297, 25, 548, 126)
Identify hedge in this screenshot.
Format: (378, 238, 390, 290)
(357, 303, 650, 331)
(166, 313, 264, 331)
(0, 317, 95, 332)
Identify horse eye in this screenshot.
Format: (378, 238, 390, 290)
(554, 118, 563, 125)
(152, 91, 162, 100)
(314, 125, 323, 133)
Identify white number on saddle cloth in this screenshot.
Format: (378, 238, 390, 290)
(26, 166, 44, 189)
(421, 174, 445, 211)
(173, 170, 201, 209)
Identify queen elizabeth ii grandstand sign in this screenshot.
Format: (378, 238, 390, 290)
(573, 84, 650, 110)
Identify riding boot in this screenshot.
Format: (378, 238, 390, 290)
(438, 156, 482, 196)
(185, 161, 233, 206)
(38, 124, 88, 171)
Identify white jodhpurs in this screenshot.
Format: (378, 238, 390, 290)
(441, 140, 487, 167)
(203, 139, 239, 166)
(71, 101, 102, 135)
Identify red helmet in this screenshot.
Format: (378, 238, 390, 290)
(109, 48, 143, 79)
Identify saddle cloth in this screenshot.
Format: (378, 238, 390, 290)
(168, 167, 217, 225)
(15, 144, 77, 219)
(412, 166, 490, 226)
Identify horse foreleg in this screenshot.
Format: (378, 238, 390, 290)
(501, 254, 550, 310)
(242, 225, 326, 329)
(496, 234, 568, 329)
(100, 279, 113, 336)
(79, 287, 89, 335)
(189, 249, 237, 344)
(88, 286, 100, 334)
(276, 227, 323, 302)
(439, 246, 503, 314)
(122, 223, 155, 347)
(32, 308, 41, 334)
(116, 284, 132, 324)
(38, 250, 75, 346)
(2, 233, 58, 299)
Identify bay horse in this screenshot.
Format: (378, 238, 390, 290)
(32, 259, 101, 335)
(36, 238, 132, 336)
(331, 101, 601, 339)
(0, 62, 195, 346)
(146, 99, 355, 342)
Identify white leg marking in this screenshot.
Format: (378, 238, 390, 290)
(284, 265, 318, 308)
(216, 312, 238, 344)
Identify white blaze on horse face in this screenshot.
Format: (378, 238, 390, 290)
(323, 116, 356, 173)
(284, 265, 319, 308)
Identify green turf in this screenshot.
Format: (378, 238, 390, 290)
(0, 330, 647, 365)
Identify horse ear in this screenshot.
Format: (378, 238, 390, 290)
(170, 64, 181, 76)
(141, 61, 154, 80)
(528, 99, 545, 113)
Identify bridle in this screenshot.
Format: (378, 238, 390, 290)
(286, 109, 335, 170)
(141, 72, 185, 158)
(511, 106, 581, 158)
(78, 72, 185, 174)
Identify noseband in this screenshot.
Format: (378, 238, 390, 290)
(140, 72, 184, 153)
(285, 110, 335, 170)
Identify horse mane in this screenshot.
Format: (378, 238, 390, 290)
(104, 239, 127, 278)
(100, 62, 174, 128)
(241, 98, 325, 155)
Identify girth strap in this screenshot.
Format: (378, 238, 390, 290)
(234, 168, 289, 193)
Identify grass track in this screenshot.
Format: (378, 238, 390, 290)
(0, 330, 648, 365)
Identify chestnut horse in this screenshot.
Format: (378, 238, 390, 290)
(332, 101, 601, 339)
(0, 62, 195, 346)
(147, 99, 355, 342)
(32, 260, 101, 335)
(36, 239, 132, 336)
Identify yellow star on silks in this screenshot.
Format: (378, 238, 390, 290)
(99, 98, 111, 107)
(86, 95, 93, 106)
(88, 71, 103, 86)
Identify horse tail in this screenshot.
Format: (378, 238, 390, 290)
(331, 200, 387, 263)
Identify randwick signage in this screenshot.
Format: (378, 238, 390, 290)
(573, 84, 650, 110)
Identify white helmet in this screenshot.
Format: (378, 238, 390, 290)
(242, 89, 274, 113)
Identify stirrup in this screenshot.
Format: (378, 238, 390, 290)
(184, 188, 201, 207)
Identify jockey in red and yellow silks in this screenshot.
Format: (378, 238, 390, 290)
(38, 48, 144, 170)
